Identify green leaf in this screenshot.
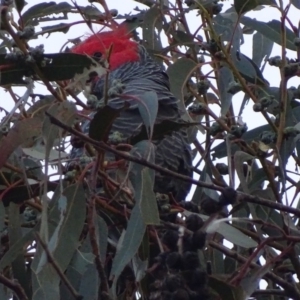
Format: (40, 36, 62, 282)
(36, 184, 86, 273)
(31, 185, 64, 300)
(202, 172, 220, 202)
(0, 225, 37, 272)
(20, 2, 73, 26)
(213, 220, 257, 248)
(185, 211, 257, 248)
(31, 184, 85, 298)
(191, 164, 212, 204)
(291, 0, 300, 9)
(60, 236, 95, 300)
(232, 50, 268, 85)
(167, 57, 200, 141)
(42, 2, 73, 15)
(60, 266, 82, 300)
(211, 249, 225, 274)
(97, 216, 108, 263)
(139, 168, 160, 225)
(79, 5, 104, 20)
(134, 0, 157, 7)
(255, 204, 284, 237)
(218, 66, 234, 116)
(23, 143, 68, 160)
(248, 168, 268, 192)
(110, 204, 146, 297)
(138, 91, 158, 139)
(167, 58, 198, 112)
(21, 2, 55, 25)
(0, 117, 42, 170)
(89, 104, 129, 142)
(294, 107, 300, 160)
(8, 203, 31, 298)
(15, 0, 25, 13)
(234, 0, 276, 15)
(212, 124, 271, 159)
(279, 133, 295, 170)
(278, 92, 297, 169)
(213, 12, 242, 49)
(0, 283, 11, 300)
(26, 95, 55, 118)
(31, 186, 86, 299)
(132, 255, 148, 282)
(32, 265, 60, 300)
(39, 23, 71, 36)
(209, 276, 243, 300)
(142, 6, 163, 52)
(241, 265, 272, 299)
(240, 17, 297, 51)
(170, 30, 195, 48)
(0, 53, 94, 85)
(252, 32, 273, 68)
(43, 101, 76, 154)
(138, 231, 149, 262)
(0, 202, 5, 232)
(129, 141, 159, 225)
(78, 264, 99, 299)
(234, 151, 254, 193)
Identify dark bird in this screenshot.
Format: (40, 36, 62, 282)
(70, 26, 192, 200)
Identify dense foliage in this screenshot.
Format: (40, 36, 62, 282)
(0, 0, 300, 299)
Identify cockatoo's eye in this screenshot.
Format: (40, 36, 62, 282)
(93, 52, 102, 61)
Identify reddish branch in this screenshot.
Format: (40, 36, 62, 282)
(86, 196, 110, 299)
(209, 241, 300, 299)
(35, 233, 83, 300)
(0, 273, 28, 300)
(46, 111, 300, 218)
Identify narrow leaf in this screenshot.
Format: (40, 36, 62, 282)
(89, 104, 129, 142)
(234, 151, 254, 193)
(0, 117, 42, 169)
(8, 203, 31, 298)
(143, 6, 162, 52)
(232, 50, 268, 85)
(138, 91, 158, 140)
(184, 211, 257, 248)
(0, 227, 36, 272)
(40, 23, 71, 35)
(252, 32, 273, 68)
(42, 101, 76, 162)
(218, 66, 233, 116)
(235, 0, 276, 14)
(37, 184, 86, 273)
(15, 0, 25, 13)
(110, 204, 146, 296)
(240, 17, 296, 51)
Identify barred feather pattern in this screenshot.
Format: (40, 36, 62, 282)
(70, 45, 192, 200)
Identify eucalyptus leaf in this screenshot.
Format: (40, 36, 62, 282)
(240, 17, 296, 51)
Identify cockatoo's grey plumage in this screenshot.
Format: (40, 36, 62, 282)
(70, 28, 192, 200)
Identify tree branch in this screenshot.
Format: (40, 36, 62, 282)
(0, 273, 28, 300)
(46, 111, 300, 218)
(35, 233, 83, 300)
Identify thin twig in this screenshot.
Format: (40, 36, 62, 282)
(46, 111, 300, 217)
(87, 196, 110, 299)
(0, 273, 28, 300)
(35, 233, 83, 300)
(209, 241, 300, 299)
